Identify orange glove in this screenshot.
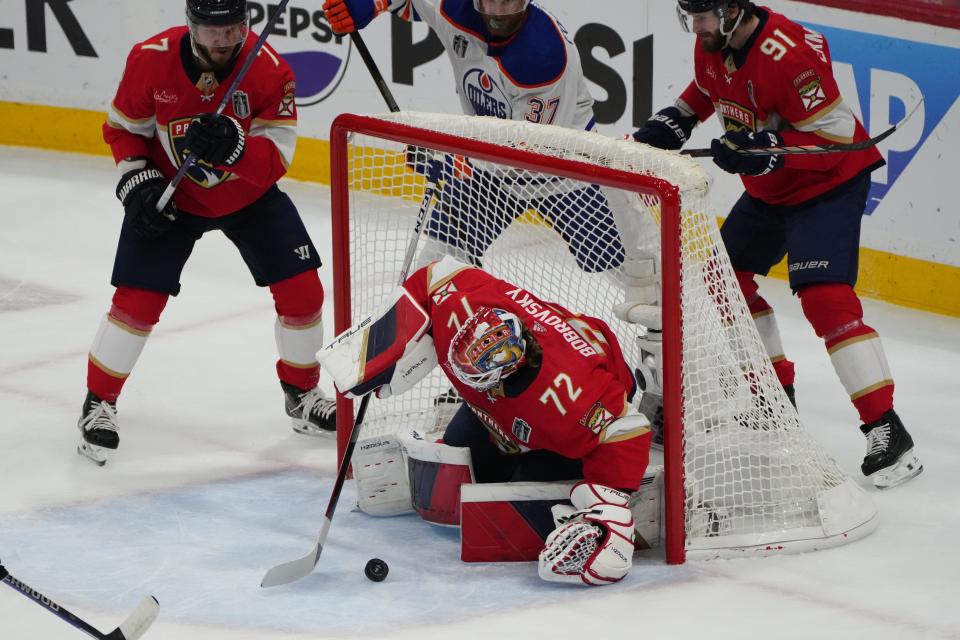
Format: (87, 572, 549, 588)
(322, 0, 388, 34)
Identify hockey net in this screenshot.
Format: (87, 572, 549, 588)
(329, 112, 877, 563)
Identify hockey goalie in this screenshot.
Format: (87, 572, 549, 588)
(320, 256, 654, 586)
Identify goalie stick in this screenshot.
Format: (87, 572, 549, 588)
(154, 0, 293, 212)
(260, 150, 445, 588)
(681, 99, 923, 157)
(0, 562, 159, 640)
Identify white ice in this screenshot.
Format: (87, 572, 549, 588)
(1, 146, 958, 640)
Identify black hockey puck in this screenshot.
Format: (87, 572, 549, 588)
(364, 558, 388, 582)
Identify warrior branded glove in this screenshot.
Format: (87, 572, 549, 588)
(538, 482, 635, 586)
(711, 130, 785, 176)
(322, 0, 389, 34)
(184, 113, 245, 167)
(115, 167, 177, 239)
(630, 106, 699, 151)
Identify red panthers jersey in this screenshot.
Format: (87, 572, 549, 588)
(404, 257, 650, 491)
(103, 27, 297, 217)
(679, 6, 883, 206)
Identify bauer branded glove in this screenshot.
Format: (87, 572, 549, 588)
(116, 167, 177, 239)
(538, 482, 635, 586)
(711, 130, 785, 176)
(322, 0, 389, 34)
(184, 113, 245, 167)
(630, 106, 699, 151)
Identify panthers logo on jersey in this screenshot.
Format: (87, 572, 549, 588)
(462, 68, 511, 119)
(717, 99, 756, 133)
(167, 117, 230, 189)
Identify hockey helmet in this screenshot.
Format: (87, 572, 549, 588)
(473, 0, 529, 16)
(187, 0, 248, 25)
(473, 0, 529, 37)
(186, 0, 249, 60)
(676, 0, 745, 42)
(448, 307, 527, 391)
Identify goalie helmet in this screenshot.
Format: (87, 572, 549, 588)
(448, 307, 527, 391)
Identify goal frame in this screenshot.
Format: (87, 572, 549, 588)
(331, 112, 694, 566)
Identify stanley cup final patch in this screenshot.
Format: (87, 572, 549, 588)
(232, 90, 251, 119)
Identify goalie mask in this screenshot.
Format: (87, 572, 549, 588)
(186, 0, 250, 70)
(473, 0, 529, 37)
(448, 307, 527, 391)
(676, 0, 746, 52)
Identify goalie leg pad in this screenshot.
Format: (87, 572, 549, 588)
(459, 482, 575, 562)
(354, 434, 413, 516)
(400, 430, 475, 526)
(629, 465, 663, 549)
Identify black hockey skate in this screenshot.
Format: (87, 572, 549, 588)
(282, 381, 336, 437)
(77, 391, 119, 466)
(860, 409, 923, 489)
(783, 384, 797, 410)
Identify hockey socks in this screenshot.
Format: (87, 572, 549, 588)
(799, 283, 894, 423)
(87, 286, 168, 402)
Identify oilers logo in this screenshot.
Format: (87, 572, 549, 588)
(168, 117, 229, 188)
(462, 68, 511, 119)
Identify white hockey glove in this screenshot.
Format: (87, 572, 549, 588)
(538, 482, 635, 586)
(613, 253, 662, 330)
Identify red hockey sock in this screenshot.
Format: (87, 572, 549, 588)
(87, 287, 168, 402)
(736, 271, 795, 387)
(270, 271, 325, 390)
(799, 283, 894, 423)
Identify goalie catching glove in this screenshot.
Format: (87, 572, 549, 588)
(538, 482, 635, 586)
(318, 287, 437, 399)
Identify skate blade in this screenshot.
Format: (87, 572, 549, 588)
(290, 419, 336, 438)
(77, 441, 109, 467)
(873, 449, 923, 489)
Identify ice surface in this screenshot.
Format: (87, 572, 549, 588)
(1, 147, 958, 640)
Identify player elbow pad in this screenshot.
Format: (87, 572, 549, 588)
(632, 106, 699, 151)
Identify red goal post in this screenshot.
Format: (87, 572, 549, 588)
(328, 112, 877, 565)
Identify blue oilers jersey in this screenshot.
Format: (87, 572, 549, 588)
(391, 0, 595, 131)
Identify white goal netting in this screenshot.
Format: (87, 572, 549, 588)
(330, 112, 877, 560)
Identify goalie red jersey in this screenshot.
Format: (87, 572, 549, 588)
(103, 27, 297, 217)
(403, 258, 650, 491)
(679, 6, 883, 205)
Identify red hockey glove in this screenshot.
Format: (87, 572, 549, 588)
(711, 130, 784, 176)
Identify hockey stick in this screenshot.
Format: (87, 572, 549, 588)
(350, 31, 400, 113)
(0, 562, 159, 640)
(154, 0, 293, 212)
(260, 155, 444, 588)
(681, 99, 923, 157)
